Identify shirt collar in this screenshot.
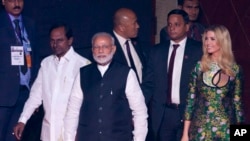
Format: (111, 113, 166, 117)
(8, 13, 22, 21)
(113, 30, 129, 46)
(53, 46, 74, 62)
(97, 62, 111, 76)
(170, 37, 187, 48)
(9, 14, 23, 28)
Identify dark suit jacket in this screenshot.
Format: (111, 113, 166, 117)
(0, 11, 38, 107)
(148, 38, 202, 139)
(111, 32, 154, 104)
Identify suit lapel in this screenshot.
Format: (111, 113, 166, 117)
(164, 41, 171, 69)
(1, 11, 17, 43)
(179, 39, 199, 103)
(22, 16, 34, 43)
(131, 39, 145, 66)
(113, 34, 129, 65)
(112, 33, 146, 70)
(182, 39, 192, 70)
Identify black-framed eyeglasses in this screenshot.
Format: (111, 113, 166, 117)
(93, 45, 113, 50)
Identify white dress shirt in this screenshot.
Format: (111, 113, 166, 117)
(168, 38, 187, 104)
(113, 31, 143, 83)
(18, 47, 90, 141)
(64, 63, 148, 141)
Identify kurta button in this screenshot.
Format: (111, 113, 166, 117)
(100, 95, 103, 99)
(100, 83, 104, 87)
(99, 131, 102, 134)
(99, 107, 103, 110)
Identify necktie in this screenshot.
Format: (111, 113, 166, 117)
(14, 19, 27, 74)
(167, 44, 179, 104)
(125, 40, 139, 81)
(13, 19, 23, 44)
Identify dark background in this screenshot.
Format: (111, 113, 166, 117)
(1, 0, 249, 123)
(20, 0, 154, 61)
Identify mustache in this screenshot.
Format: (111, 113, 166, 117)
(14, 6, 21, 10)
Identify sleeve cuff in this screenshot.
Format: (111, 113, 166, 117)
(18, 116, 29, 124)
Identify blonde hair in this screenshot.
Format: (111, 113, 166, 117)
(200, 25, 236, 76)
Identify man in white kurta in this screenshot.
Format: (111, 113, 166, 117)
(64, 32, 148, 141)
(13, 23, 90, 141)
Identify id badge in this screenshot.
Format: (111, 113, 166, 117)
(11, 46, 24, 66)
(24, 42, 32, 52)
(24, 42, 32, 67)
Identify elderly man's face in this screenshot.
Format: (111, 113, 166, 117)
(92, 36, 116, 65)
(50, 27, 72, 58)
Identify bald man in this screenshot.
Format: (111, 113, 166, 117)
(111, 8, 154, 105)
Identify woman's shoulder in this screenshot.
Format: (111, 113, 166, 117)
(192, 61, 202, 74)
(195, 61, 202, 69)
(231, 63, 241, 73)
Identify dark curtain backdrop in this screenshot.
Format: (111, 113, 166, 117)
(22, 0, 154, 61)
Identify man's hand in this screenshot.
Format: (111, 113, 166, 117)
(13, 122, 25, 140)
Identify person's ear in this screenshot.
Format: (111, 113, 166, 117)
(112, 45, 116, 53)
(68, 37, 73, 46)
(118, 24, 126, 32)
(186, 23, 190, 32)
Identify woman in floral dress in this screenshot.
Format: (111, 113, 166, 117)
(181, 25, 244, 141)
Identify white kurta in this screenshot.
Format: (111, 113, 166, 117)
(64, 63, 148, 141)
(18, 47, 90, 141)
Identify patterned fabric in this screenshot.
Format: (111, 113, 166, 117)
(184, 62, 244, 141)
(203, 62, 220, 87)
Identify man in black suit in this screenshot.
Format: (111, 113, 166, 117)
(111, 8, 153, 104)
(147, 9, 202, 141)
(0, 0, 38, 141)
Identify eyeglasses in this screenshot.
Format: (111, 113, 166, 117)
(6, 0, 23, 3)
(93, 45, 113, 50)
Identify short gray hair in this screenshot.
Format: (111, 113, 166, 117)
(91, 32, 115, 46)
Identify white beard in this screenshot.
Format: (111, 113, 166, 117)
(93, 51, 114, 65)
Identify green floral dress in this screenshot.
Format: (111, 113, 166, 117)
(184, 62, 244, 141)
